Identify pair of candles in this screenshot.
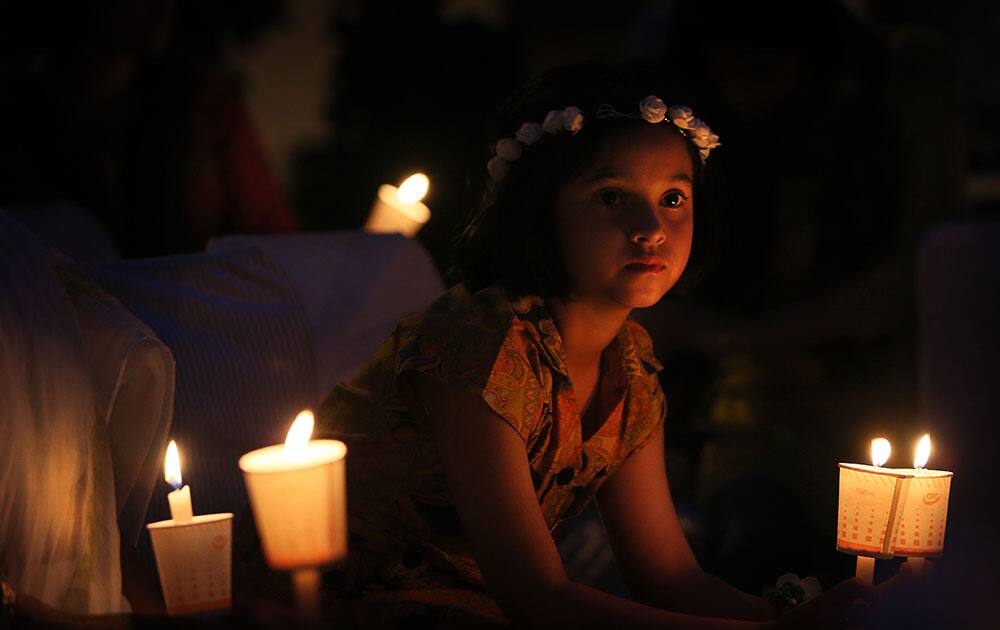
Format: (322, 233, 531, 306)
(160, 410, 347, 619)
(837, 434, 953, 584)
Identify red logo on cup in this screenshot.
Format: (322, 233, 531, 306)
(212, 534, 228, 549)
(923, 492, 941, 506)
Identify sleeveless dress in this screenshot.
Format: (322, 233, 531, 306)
(316, 284, 667, 627)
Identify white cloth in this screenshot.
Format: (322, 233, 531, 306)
(0, 212, 167, 614)
(86, 249, 318, 526)
(57, 266, 175, 546)
(86, 232, 443, 532)
(208, 231, 445, 401)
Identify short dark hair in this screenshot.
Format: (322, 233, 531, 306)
(451, 61, 719, 298)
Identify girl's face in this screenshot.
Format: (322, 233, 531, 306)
(555, 124, 695, 310)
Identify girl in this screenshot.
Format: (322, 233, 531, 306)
(317, 63, 882, 628)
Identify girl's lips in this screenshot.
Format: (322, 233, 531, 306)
(624, 262, 666, 273)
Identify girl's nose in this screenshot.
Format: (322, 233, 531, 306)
(629, 203, 666, 246)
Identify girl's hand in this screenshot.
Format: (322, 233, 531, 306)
(764, 578, 879, 630)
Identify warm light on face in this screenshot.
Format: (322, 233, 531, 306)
(554, 126, 694, 310)
(914, 434, 932, 469)
(397, 173, 429, 204)
(284, 410, 315, 460)
(165, 440, 183, 488)
(871, 438, 891, 467)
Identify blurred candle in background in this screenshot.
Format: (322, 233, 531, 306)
(365, 172, 431, 236)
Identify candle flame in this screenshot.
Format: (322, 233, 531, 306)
(870, 437, 891, 467)
(284, 409, 314, 460)
(914, 434, 932, 469)
(164, 440, 183, 489)
(397, 173, 429, 204)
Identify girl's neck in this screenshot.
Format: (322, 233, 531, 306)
(547, 296, 630, 371)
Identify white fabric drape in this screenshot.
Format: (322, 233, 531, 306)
(0, 212, 173, 614)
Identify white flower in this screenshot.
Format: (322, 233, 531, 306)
(668, 105, 695, 129)
(486, 156, 509, 182)
(688, 119, 719, 146)
(542, 110, 564, 133)
(562, 106, 583, 133)
(496, 138, 523, 162)
(775, 573, 821, 603)
(676, 116, 719, 161)
(639, 95, 667, 123)
(515, 122, 544, 145)
(486, 97, 720, 179)
(689, 118, 712, 141)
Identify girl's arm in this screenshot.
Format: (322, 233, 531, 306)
(411, 373, 763, 629)
(597, 425, 776, 621)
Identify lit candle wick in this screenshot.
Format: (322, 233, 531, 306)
(164, 439, 193, 523)
(397, 173, 429, 205)
(284, 410, 315, 461)
(871, 437, 891, 468)
(914, 434, 931, 473)
(165, 440, 183, 488)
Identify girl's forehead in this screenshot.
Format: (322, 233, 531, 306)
(584, 125, 694, 180)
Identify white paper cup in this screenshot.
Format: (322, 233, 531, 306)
(239, 440, 348, 570)
(837, 463, 911, 559)
(365, 184, 430, 237)
(892, 469, 953, 557)
(147, 513, 234, 615)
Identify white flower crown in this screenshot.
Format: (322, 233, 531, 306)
(486, 95, 721, 183)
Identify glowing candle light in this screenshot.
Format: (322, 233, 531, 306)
(872, 438, 891, 468)
(148, 440, 234, 615)
(164, 440, 193, 523)
(837, 438, 912, 584)
(914, 434, 931, 472)
(397, 173, 430, 205)
(284, 409, 314, 460)
(857, 438, 891, 583)
(240, 409, 348, 621)
(366, 172, 432, 236)
(895, 434, 952, 575)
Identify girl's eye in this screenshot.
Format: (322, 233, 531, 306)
(660, 191, 687, 208)
(597, 190, 624, 206)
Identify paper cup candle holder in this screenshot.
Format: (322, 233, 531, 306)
(147, 440, 234, 615)
(239, 410, 348, 620)
(837, 435, 953, 583)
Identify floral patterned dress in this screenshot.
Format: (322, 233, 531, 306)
(316, 283, 666, 627)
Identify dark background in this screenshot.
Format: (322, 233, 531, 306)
(2, 1, 998, 626)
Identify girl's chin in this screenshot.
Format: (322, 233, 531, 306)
(625, 294, 666, 309)
(614, 285, 672, 309)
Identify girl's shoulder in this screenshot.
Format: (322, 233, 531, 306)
(393, 284, 541, 392)
(403, 283, 515, 337)
(619, 318, 664, 376)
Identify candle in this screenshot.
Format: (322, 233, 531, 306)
(165, 440, 193, 523)
(893, 434, 952, 572)
(148, 440, 234, 615)
(239, 410, 348, 620)
(837, 438, 912, 584)
(365, 172, 432, 236)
